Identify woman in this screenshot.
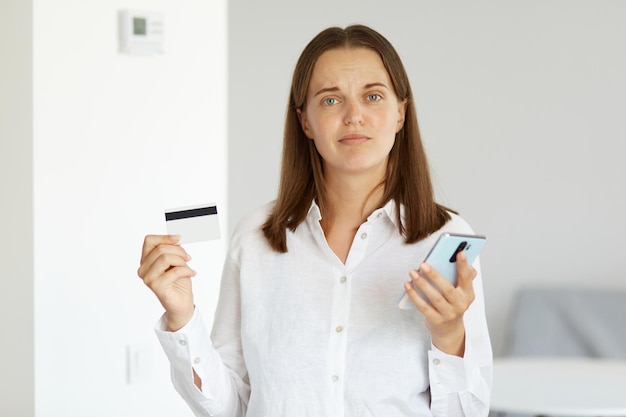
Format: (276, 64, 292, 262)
(138, 24, 492, 417)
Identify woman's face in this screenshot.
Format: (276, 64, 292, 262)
(297, 47, 407, 182)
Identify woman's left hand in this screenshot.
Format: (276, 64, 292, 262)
(403, 250, 477, 357)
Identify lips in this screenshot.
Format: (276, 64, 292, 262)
(339, 133, 370, 144)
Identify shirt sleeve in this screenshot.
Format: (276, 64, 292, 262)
(154, 307, 247, 417)
(428, 259, 493, 417)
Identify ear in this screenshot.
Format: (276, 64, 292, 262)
(296, 107, 313, 139)
(395, 99, 408, 132)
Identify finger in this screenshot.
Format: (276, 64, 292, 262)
(145, 265, 197, 293)
(410, 268, 471, 331)
(455, 251, 477, 293)
(140, 234, 181, 263)
(416, 262, 457, 306)
(403, 277, 437, 316)
(408, 267, 453, 312)
(138, 239, 190, 278)
(138, 247, 191, 281)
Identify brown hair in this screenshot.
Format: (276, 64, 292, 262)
(262, 24, 451, 252)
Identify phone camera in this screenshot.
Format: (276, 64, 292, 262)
(449, 241, 468, 263)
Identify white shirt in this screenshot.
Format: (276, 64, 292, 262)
(155, 200, 493, 417)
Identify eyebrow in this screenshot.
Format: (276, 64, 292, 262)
(313, 87, 339, 97)
(313, 82, 390, 97)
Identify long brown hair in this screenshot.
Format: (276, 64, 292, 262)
(262, 24, 451, 253)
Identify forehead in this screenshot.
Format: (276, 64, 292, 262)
(308, 47, 391, 88)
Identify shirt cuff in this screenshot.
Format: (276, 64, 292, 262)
(428, 339, 489, 398)
(428, 343, 468, 395)
(154, 308, 211, 370)
(154, 309, 226, 416)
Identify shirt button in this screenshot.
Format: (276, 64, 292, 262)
(433, 358, 441, 365)
(335, 326, 344, 333)
(179, 340, 187, 346)
(376, 212, 383, 218)
(331, 375, 339, 382)
(360, 232, 368, 240)
(340, 276, 347, 284)
(193, 357, 201, 364)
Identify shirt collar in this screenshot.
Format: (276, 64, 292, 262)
(307, 200, 322, 222)
(306, 199, 403, 228)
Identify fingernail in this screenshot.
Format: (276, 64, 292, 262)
(420, 263, 431, 273)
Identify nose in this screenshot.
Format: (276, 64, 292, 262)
(343, 99, 363, 125)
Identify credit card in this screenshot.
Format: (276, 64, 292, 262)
(165, 203, 220, 244)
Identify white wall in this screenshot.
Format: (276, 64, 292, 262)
(31, 1, 226, 416)
(2, 1, 625, 415)
(228, 0, 626, 355)
(0, 1, 34, 415)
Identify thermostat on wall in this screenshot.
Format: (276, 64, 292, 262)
(119, 9, 164, 55)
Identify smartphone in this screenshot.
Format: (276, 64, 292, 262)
(397, 233, 487, 309)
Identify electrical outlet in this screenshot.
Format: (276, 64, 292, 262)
(126, 341, 154, 384)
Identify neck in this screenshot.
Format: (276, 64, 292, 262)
(321, 171, 386, 228)
(317, 168, 387, 264)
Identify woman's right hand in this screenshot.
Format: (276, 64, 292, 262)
(137, 234, 197, 331)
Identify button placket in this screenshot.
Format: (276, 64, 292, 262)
(345, 223, 371, 270)
(328, 268, 351, 416)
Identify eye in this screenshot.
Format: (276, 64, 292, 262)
(367, 93, 382, 102)
(322, 97, 338, 106)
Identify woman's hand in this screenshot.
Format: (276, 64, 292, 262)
(137, 234, 197, 331)
(403, 250, 477, 357)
